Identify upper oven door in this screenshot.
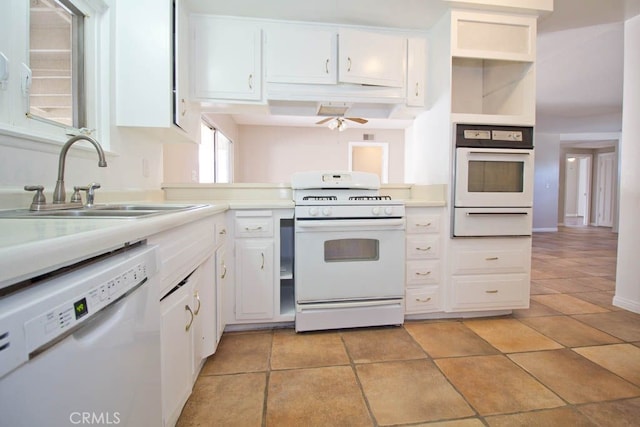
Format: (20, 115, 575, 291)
(455, 147, 534, 208)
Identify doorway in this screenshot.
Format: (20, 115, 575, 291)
(596, 152, 616, 227)
(349, 142, 389, 183)
(564, 153, 592, 226)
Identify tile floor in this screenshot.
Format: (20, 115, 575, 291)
(177, 226, 640, 426)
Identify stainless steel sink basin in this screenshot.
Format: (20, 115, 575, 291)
(0, 204, 205, 219)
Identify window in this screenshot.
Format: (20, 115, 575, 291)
(199, 121, 233, 183)
(29, 0, 85, 128)
(349, 142, 389, 183)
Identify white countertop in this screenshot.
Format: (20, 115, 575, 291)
(0, 203, 227, 290)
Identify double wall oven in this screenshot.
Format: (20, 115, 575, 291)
(453, 124, 535, 237)
(291, 171, 405, 332)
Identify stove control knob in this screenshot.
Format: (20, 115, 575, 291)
(372, 207, 380, 216)
(309, 207, 319, 216)
(384, 207, 393, 215)
(322, 207, 332, 216)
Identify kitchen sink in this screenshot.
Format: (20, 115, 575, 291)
(0, 204, 206, 219)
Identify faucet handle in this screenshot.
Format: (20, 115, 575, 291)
(24, 185, 46, 207)
(76, 182, 101, 207)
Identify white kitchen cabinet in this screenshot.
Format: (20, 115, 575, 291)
(449, 237, 531, 311)
(160, 270, 195, 427)
(215, 244, 228, 345)
(233, 211, 275, 320)
(115, 0, 199, 141)
(191, 15, 262, 101)
(406, 37, 427, 107)
(404, 208, 444, 315)
(338, 28, 406, 88)
(191, 254, 216, 382)
(449, 10, 536, 125)
(265, 24, 337, 85)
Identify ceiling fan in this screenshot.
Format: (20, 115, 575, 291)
(315, 103, 368, 131)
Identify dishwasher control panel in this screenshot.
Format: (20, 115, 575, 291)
(0, 245, 157, 379)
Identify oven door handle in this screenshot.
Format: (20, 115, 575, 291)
(466, 211, 529, 216)
(295, 218, 405, 229)
(299, 299, 403, 310)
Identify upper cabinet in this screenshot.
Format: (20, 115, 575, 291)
(449, 10, 537, 125)
(338, 28, 406, 88)
(191, 16, 262, 101)
(265, 25, 337, 85)
(406, 37, 427, 107)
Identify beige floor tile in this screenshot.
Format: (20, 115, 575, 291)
(410, 419, 485, 427)
(266, 366, 371, 427)
(485, 407, 598, 427)
(521, 316, 622, 347)
(571, 291, 622, 311)
(573, 311, 640, 342)
(435, 355, 565, 415)
(531, 294, 610, 315)
(341, 326, 426, 363)
(357, 359, 474, 425)
(405, 321, 499, 358)
(532, 278, 601, 294)
(177, 372, 266, 427)
(574, 344, 640, 386)
(577, 397, 640, 426)
(512, 300, 562, 318)
(270, 329, 349, 370)
(509, 349, 640, 404)
(529, 280, 562, 295)
(463, 318, 563, 353)
(200, 331, 272, 375)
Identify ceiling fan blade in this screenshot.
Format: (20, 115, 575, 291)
(315, 117, 334, 125)
(345, 117, 368, 124)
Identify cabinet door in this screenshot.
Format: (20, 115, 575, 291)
(192, 16, 262, 100)
(407, 37, 427, 107)
(265, 25, 337, 84)
(174, 0, 200, 140)
(161, 283, 193, 427)
(235, 239, 274, 320)
(215, 245, 228, 346)
(191, 254, 216, 381)
(338, 28, 405, 87)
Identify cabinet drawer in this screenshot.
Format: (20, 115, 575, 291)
(406, 235, 440, 259)
(235, 217, 273, 238)
(452, 245, 529, 275)
(405, 286, 440, 313)
(406, 214, 441, 234)
(406, 260, 440, 286)
(450, 273, 529, 310)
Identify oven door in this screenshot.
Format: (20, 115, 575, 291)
(294, 218, 405, 303)
(455, 147, 534, 207)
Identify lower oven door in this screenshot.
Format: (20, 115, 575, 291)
(294, 219, 405, 303)
(453, 207, 533, 237)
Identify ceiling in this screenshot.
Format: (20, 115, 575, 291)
(189, 0, 640, 135)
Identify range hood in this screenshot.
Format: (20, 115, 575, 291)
(268, 100, 401, 120)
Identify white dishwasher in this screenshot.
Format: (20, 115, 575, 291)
(0, 243, 162, 427)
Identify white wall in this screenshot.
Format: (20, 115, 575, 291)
(614, 14, 640, 313)
(532, 133, 560, 231)
(235, 125, 405, 183)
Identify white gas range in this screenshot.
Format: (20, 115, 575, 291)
(291, 171, 406, 332)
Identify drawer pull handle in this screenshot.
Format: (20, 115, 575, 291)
(485, 256, 499, 261)
(416, 271, 431, 276)
(245, 226, 263, 231)
(485, 290, 499, 294)
(416, 297, 432, 303)
(185, 305, 194, 332)
(416, 222, 432, 227)
(219, 229, 227, 235)
(193, 291, 201, 315)
(221, 262, 227, 279)
(416, 246, 432, 251)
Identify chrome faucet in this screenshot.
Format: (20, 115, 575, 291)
(53, 135, 108, 203)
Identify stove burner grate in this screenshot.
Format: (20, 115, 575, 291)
(302, 196, 338, 201)
(348, 195, 392, 200)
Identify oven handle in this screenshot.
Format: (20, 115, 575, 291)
(295, 218, 405, 229)
(466, 212, 529, 216)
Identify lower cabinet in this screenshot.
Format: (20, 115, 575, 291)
(448, 237, 531, 311)
(234, 238, 275, 319)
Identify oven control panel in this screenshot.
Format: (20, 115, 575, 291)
(297, 204, 404, 219)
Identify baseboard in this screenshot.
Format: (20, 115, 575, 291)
(533, 227, 558, 232)
(613, 295, 640, 314)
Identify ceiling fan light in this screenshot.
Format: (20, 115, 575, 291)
(327, 118, 339, 130)
(337, 119, 347, 131)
